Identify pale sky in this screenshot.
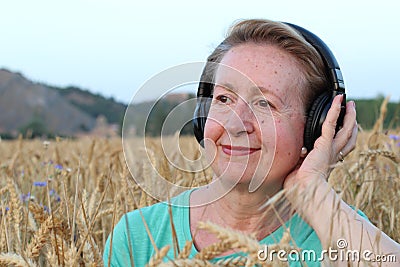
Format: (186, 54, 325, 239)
(1, 0, 399, 103)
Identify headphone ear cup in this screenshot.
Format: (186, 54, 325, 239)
(304, 91, 332, 151)
(193, 97, 211, 147)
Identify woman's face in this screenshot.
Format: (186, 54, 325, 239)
(203, 43, 306, 193)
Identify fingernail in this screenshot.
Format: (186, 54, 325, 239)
(337, 95, 343, 107)
(352, 101, 356, 109)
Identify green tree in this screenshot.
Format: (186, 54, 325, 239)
(19, 118, 49, 138)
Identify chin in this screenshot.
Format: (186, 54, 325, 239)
(213, 162, 258, 183)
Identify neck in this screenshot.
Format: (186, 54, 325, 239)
(191, 180, 293, 240)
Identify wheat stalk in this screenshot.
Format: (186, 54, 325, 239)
(158, 258, 218, 266)
(6, 178, 23, 253)
(25, 215, 55, 259)
(146, 245, 170, 267)
(0, 120, 399, 266)
(0, 252, 36, 267)
(195, 241, 233, 260)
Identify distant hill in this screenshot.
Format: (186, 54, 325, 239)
(124, 92, 196, 137)
(0, 68, 398, 139)
(350, 96, 400, 130)
(48, 85, 126, 126)
(0, 68, 197, 139)
(0, 69, 127, 138)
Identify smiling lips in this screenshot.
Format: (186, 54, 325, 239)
(221, 145, 261, 156)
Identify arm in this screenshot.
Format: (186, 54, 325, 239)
(294, 178, 399, 266)
(284, 95, 400, 266)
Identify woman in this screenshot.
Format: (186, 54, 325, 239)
(104, 19, 400, 266)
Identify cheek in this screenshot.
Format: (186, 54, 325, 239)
(259, 119, 276, 148)
(273, 118, 304, 154)
(203, 118, 221, 164)
(203, 118, 223, 143)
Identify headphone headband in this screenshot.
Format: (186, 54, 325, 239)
(283, 22, 345, 93)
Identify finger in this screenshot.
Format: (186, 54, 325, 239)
(333, 101, 357, 152)
(320, 94, 343, 141)
(340, 121, 358, 156)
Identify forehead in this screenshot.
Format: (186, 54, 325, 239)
(215, 43, 304, 102)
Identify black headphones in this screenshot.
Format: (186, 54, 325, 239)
(193, 22, 346, 151)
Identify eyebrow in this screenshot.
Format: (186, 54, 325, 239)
(215, 83, 285, 105)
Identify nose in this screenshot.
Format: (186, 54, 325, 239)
(224, 99, 255, 136)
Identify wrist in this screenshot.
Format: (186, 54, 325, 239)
(285, 177, 335, 224)
(285, 172, 327, 200)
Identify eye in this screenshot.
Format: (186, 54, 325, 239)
(258, 99, 269, 108)
(257, 99, 275, 109)
(215, 95, 232, 104)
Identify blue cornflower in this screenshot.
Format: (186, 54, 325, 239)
(33, 181, 47, 187)
(389, 134, 400, 141)
(0, 207, 9, 216)
(54, 164, 63, 170)
(21, 192, 31, 202)
(49, 189, 61, 202)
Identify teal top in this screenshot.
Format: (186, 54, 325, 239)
(103, 189, 366, 266)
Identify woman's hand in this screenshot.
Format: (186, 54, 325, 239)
(282, 96, 400, 263)
(283, 94, 358, 191)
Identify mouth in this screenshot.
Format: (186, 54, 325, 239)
(221, 145, 261, 156)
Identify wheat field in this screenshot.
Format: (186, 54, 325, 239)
(0, 103, 399, 266)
